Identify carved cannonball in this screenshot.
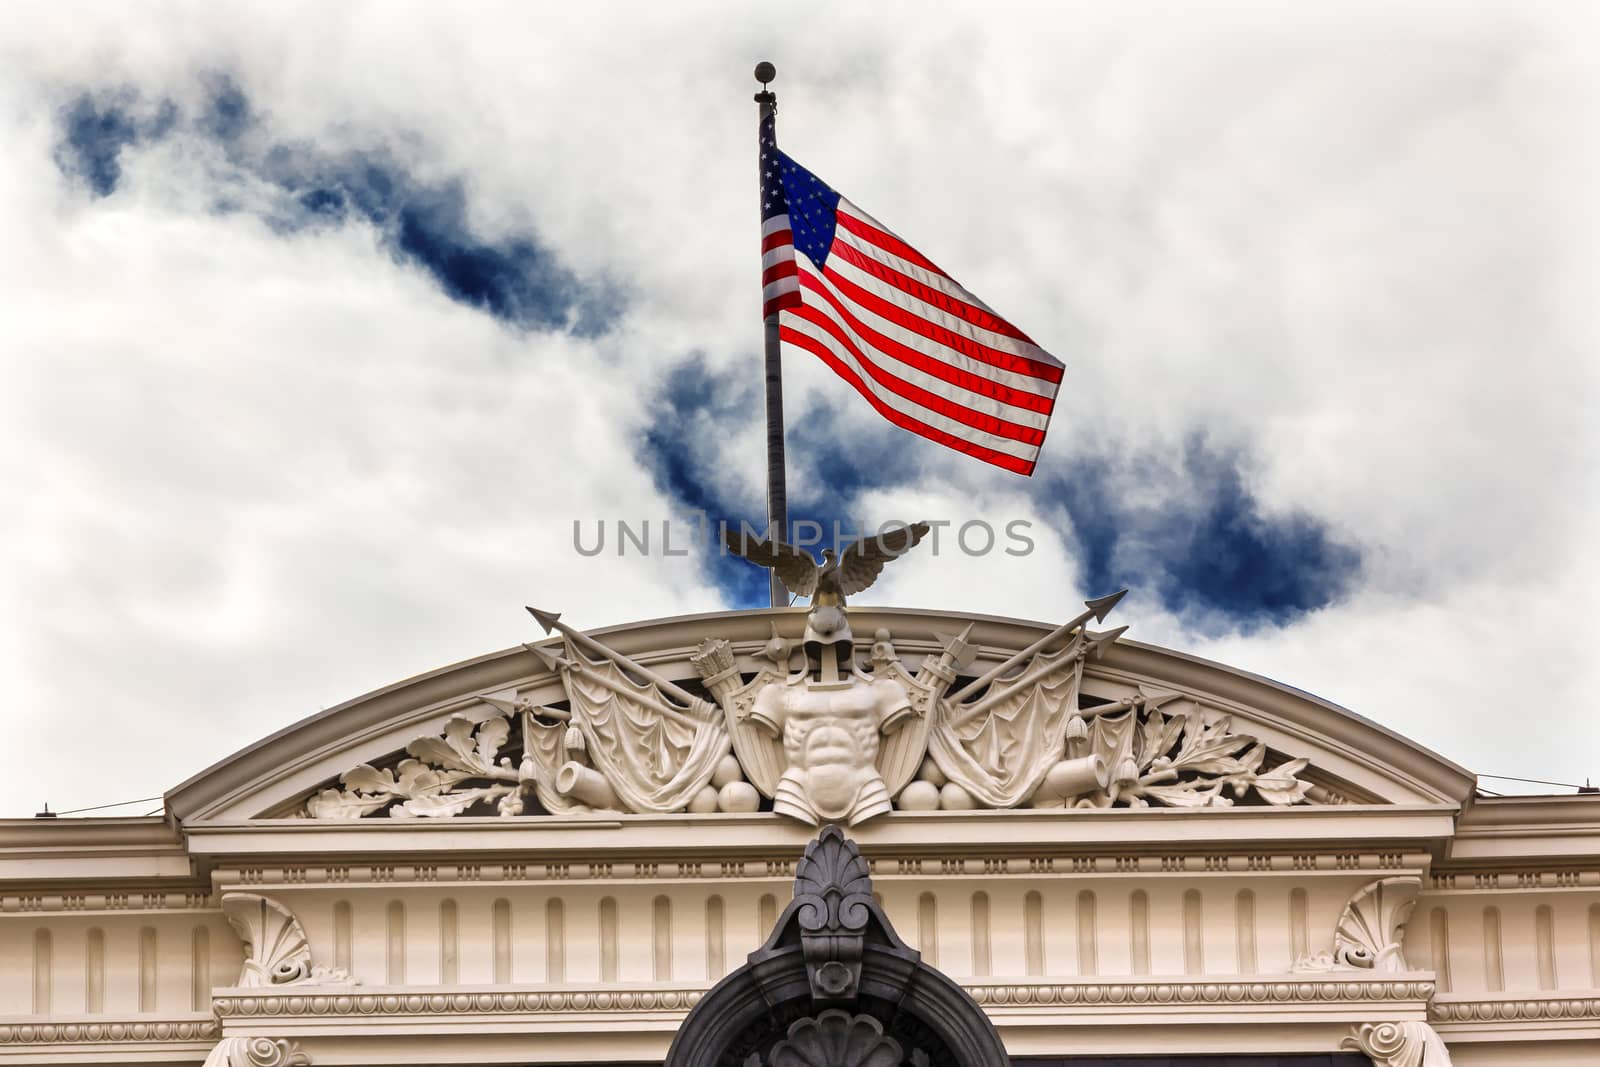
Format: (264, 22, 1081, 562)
(897, 780, 940, 811)
(717, 781, 760, 813)
(917, 758, 947, 787)
(688, 785, 720, 814)
(711, 754, 744, 789)
(939, 782, 975, 810)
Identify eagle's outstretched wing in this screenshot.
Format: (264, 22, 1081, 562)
(723, 529, 819, 598)
(836, 521, 931, 596)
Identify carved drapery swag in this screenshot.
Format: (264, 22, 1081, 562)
(929, 640, 1084, 808)
(665, 826, 1009, 1067)
(554, 640, 728, 812)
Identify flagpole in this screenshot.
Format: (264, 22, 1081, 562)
(755, 60, 787, 609)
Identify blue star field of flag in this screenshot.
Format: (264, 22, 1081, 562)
(759, 113, 840, 270)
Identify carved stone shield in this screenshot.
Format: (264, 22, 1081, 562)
(870, 659, 936, 799)
(717, 665, 790, 798)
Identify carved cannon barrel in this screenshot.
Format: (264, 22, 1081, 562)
(1033, 754, 1110, 804)
(556, 761, 620, 810)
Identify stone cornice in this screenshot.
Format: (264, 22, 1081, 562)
(1429, 991, 1600, 1034)
(203, 845, 1429, 893)
(1446, 794, 1600, 867)
(0, 816, 199, 888)
(182, 806, 1457, 865)
(0, 816, 179, 851)
(210, 973, 1433, 1025)
(0, 1014, 219, 1047)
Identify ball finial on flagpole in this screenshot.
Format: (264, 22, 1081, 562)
(754, 61, 776, 86)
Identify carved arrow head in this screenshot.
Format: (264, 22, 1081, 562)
(1088, 625, 1128, 659)
(525, 606, 562, 634)
(479, 688, 522, 716)
(1085, 589, 1128, 623)
(529, 644, 565, 672)
(936, 623, 978, 671)
(1136, 684, 1183, 710)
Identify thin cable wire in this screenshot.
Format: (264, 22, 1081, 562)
(51, 796, 163, 816)
(1478, 774, 1588, 790)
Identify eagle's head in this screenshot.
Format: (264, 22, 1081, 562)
(821, 547, 837, 563)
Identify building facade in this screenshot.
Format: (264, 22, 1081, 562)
(1, 604, 1596, 1065)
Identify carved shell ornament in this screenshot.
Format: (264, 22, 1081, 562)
(1293, 876, 1422, 976)
(222, 893, 354, 988)
(299, 594, 1322, 823)
(768, 1011, 907, 1067)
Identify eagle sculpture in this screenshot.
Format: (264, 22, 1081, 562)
(723, 522, 932, 606)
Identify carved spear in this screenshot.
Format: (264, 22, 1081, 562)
(528, 643, 706, 731)
(944, 589, 1127, 707)
(946, 626, 1127, 729)
(525, 606, 706, 711)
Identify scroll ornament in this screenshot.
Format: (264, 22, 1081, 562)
(202, 1038, 310, 1067)
(1342, 1021, 1454, 1067)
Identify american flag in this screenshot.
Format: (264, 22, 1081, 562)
(759, 114, 1063, 476)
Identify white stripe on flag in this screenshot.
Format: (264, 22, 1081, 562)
(782, 312, 1042, 463)
(813, 258, 1061, 402)
(800, 268, 1054, 429)
(826, 233, 1061, 375)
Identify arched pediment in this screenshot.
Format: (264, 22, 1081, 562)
(166, 605, 1475, 827)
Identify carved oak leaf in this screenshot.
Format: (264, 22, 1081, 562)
(1134, 708, 1183, 770)
(304, 787, 389, 820)
(475, 715, 510, 769)
(1253, 757, 1314, 805)
(408, 715, 495, 775)
(1171, 714, 1257, 775)
(392, 786, 511, 819)
(341, 764, 398, 795)
(393, 758, 451, 797)
(1139, 781, 1228, 807)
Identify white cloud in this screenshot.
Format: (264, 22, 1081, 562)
(1, 1, 1596, 815)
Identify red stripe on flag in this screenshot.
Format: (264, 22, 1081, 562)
(790, 301, 1046, 446)
(815, 261, 1063, 395)
(779, 325, 1037, 476)
(762, 260, 799, 287)
(763, 290, 803, 318)
(827, 239, 1051, 365)
(835, 210, 951, 279)
(761, 230, 794, 253)
(799, 272, 1055, 418)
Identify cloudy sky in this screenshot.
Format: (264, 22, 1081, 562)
(2, 1, 1595, 817)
